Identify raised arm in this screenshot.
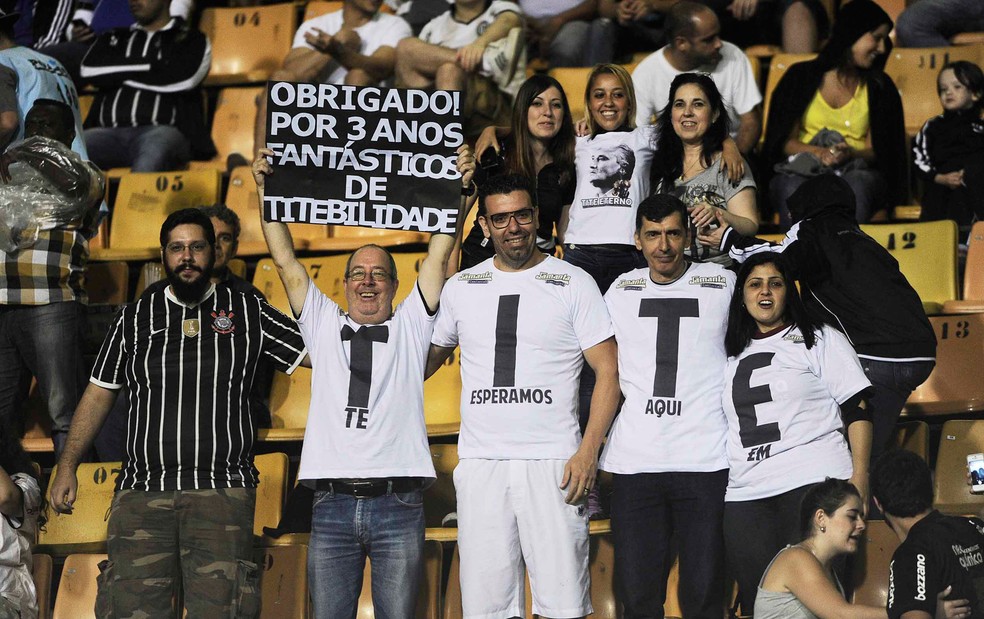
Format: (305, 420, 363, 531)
(417, 144, 473, 311)
(252, 148, 311, 317)
(426, 344, 455, 379)
(48, 383, 119, 514)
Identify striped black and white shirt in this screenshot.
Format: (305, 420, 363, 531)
(91, 283, 306, 492)
(79, 17, 210, 132)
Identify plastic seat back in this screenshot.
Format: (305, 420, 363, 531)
(200, 4, 297, 85)
(850, 520, 900, 608)
(39, 462, 122, 556)
(52, 553, 106, 619)
(905, 314, 984, 416)
(256, 544, 309, 618)
(254, 452, 288, 537)
(860, 221, 959, 314)
(884, 46, 982, 133)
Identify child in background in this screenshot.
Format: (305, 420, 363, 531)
(0, 420, 42, 619)
(913, 61, 984, 236)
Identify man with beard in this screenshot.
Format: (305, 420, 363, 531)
(48, 208, 307, 617)
(426, 174, 619, 618)
(631, 1, 761, 155)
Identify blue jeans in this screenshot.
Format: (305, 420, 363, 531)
(309, 487, 425, 619)
(896, 0, 984, 47)
(84, 125, 191, 172)
(0, 302, 85, 447)
(545, 19, 615, 67)
(770, 169, 886, 228)
(860, 358, 935, 461)
(611, 470, 728, 619)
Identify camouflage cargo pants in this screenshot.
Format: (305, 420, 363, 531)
(95, 488, 259, 619)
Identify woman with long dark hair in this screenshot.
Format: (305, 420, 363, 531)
(722, 253, 874, 613)
(764, 0, 905, 227)
(652, 72, 758, 263)
(457, 74, 576, 270)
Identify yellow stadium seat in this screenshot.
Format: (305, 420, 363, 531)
(905, 314, 984, 416)
(548, 66, 592, 124)
(52, 553, 104, 619)
(303, 1, 342, 22)
(228, 257, 247, 279)
(425, 349, 461, 436)
(894, 420, 930, 462)
(224, 165, 319, 256)
(34, 553, 52, 619)
(761, 54, 816, 145)
(307, 226, 429, 253)
(943, 221, 984, 314)
(22, 379, 53, 453)
(860, 220, 959, 314)
(850, 520, 899, 608)
(85, 261, 129, 304)
(200, 4, 297, 86)
(38, 462, 121, 557)
(189, 86, 262, 171)
(254, 452, 289, 538)
(424, 444, 459, 529)
(92, 170, 222, 262)
(356, 539, 443, 619)
(892, 205, 922, 221)
(260, 367, 310, 442)
(884, 46, 983, 134)
(256, 544, 309, 618)
(934, 420, 984, 515)
(744, 44, 782, 61)
(78, 95, 93, 124)
(134, 261, 165, 298)
(252, 255, 348, 314)
(951, 32, 984, 46)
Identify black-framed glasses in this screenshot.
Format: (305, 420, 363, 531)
(164, 241, 209, 255)
(486, 208, 534, 229)
(346, 268, 392, 282)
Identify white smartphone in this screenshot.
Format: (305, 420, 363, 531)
(968, 453, 984, 494)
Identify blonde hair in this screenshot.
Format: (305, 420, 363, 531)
(584, 64, 638, 137)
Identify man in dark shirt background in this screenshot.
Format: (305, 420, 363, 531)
(873, 449, 984, 619)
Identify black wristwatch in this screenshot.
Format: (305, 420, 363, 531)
(461, 182, 476, 197)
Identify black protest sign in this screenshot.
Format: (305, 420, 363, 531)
(263, 82, 462, 234)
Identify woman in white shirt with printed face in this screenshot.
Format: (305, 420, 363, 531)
(721, 252, 874, 614)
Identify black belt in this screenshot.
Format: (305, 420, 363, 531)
(312, 478, 421, 498)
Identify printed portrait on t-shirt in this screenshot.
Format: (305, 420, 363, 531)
(582, 144, 635, 205)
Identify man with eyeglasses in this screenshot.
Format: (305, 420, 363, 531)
(49, 207, 308, 616)
(251, 147, 466, 617)
(427, 173, 619, 619)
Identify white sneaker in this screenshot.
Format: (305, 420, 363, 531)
(482, 27, 523, 91)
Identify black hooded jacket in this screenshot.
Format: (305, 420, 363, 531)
(763, 0, 908, 210)
(720, 174, 936, 360)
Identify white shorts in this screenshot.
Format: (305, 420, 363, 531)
(454, 458, 591, 619)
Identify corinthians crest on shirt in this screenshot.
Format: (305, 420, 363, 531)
(211, 310, 236, 334)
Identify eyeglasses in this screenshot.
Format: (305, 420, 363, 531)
(164, 241, 209, 255)
(486, 208, 535, 229)
(347, 268, 392, 282)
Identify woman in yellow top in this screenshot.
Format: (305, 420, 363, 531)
(763, 0, 906, 228)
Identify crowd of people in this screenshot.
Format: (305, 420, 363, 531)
(0, 0, 983, 616)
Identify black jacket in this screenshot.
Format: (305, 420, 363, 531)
(720, 176, 936, 360)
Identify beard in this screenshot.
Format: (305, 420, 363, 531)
(164, 258, 214, 305)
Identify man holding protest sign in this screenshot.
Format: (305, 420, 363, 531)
(252, 134, 467, 615)
(426, 173, 620, 619)
(394, 0, 526, 136)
